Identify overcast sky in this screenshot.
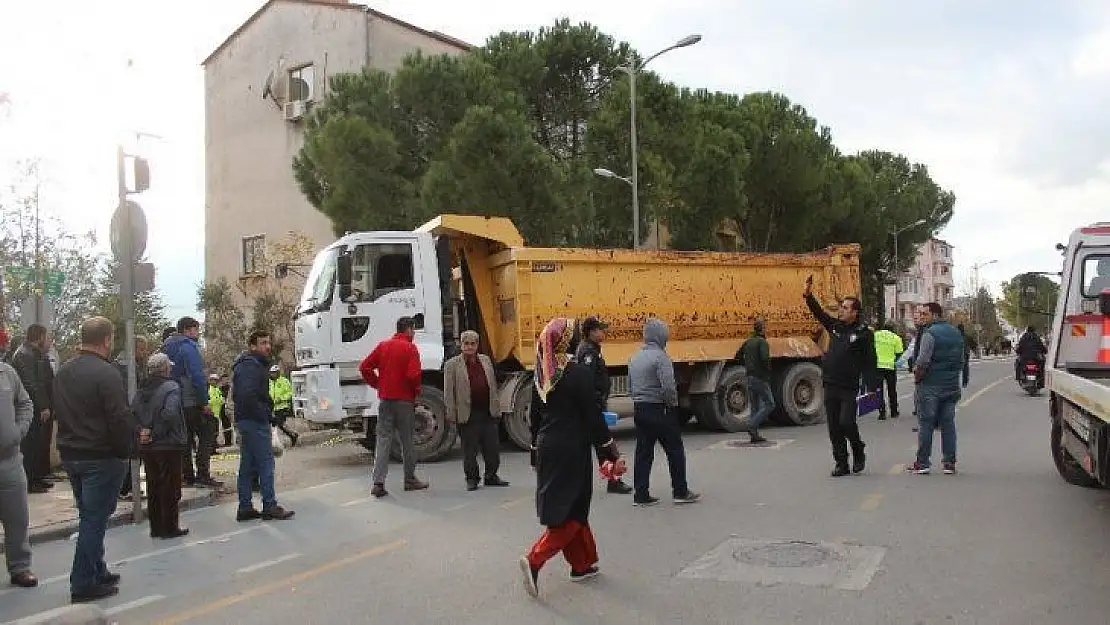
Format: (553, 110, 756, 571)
(2, 0, 1108, 320)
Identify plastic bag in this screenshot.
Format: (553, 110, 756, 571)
(271, 425, 285, 457)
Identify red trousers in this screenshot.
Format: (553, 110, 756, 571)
(527, 520, 598, 572)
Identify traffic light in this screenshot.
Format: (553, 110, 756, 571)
(132, 157, 150, 193)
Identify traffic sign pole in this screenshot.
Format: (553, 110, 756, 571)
(116, 145, 142, 524)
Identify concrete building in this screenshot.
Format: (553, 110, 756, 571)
(203, 0, 470, 307)
(884, 237, 955, 325)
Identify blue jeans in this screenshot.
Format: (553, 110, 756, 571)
(237, 419, 277, 510)
(63, 458, 127, 593)
(916, 386, 960, 467)
(747, 377, 775, 430)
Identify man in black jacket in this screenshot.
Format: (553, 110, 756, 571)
(54, 317, 134, 603)
(11, 324, 55, 494)
(804, 277, 878, 477)
(576, 317, 632, 494)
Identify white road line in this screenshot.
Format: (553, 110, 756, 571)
(0, 526, 266, 596)
(340, 497, 372, 507)
(445, 503, 471, 512)
(303, 480, 342, 491)
(959, 376, 1009, 408)
(105, 594, 167, 616)
(235, 553, 302, 575)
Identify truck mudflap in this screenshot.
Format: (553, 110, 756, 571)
(1059, 398, 1110, 486)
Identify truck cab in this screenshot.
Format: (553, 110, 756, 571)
(290, 230, 458, 462)
(1033, 222, 1110, 487)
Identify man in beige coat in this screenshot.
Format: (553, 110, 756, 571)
(444, 331, 509, 491)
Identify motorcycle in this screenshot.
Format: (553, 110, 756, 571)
(1020, 360, 1044, 396)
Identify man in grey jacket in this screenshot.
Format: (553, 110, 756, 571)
(1, 359, 38, 587)
(627, 319, 700, 507)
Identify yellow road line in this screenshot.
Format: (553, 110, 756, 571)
(155, 539, 407, 624)
(888, 463, 905, 474)
(860, 493, 884, 511)
(959, 376, 1008, 409)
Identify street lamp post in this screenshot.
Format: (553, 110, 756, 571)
(970, 259, 998, 355)
(616, 34, 701, 249)
(889, 218, 927, 325)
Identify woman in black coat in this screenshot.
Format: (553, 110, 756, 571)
(519, 317, 624, 598)
(135, 353, 189, 539)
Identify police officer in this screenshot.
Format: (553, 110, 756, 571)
(576, 316, 632, 495)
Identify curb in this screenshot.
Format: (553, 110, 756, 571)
(9, 604, 107, 624)
(22, 488, 220, 547)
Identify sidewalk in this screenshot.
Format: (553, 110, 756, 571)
(0, 477, 220, 551)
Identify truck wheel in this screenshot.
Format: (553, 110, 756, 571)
(708, 366, 753, 433)
(779, 362, 825, 426)
(1051, 419, 1100, 488)
(504, 380, 534, 451)
(691, 394, 720, 429)
(390, 386, 457, 463)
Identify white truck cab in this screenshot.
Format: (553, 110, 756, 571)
(290, 230, 460, 462)
(1034, 222, 1110, 487)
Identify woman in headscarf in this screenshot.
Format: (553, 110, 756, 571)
(519, 317, 625, 598)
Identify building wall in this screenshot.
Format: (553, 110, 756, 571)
(204, 1, 467, 313)
(884, 238, 955, 324)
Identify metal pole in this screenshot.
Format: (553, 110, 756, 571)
(33, 178, 42, 326)
(629, 68, 639, 250)
(118, 145, 142, 522)
(892, 234, 899, 324)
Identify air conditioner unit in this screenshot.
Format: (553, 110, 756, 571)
(283, 99, 307, 121)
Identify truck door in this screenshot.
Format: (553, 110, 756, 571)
(334, 237, 426, 366)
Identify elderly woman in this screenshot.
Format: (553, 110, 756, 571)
(519, 318, 625, 598)
(135, 353, 189, 539)
(443, 330, 509, 491)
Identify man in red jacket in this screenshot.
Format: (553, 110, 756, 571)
(359, 317, 429, 498)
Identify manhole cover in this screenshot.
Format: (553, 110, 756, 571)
(733, 541, 839, 568)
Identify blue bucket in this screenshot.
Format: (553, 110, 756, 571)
(603, 411, 619, 427)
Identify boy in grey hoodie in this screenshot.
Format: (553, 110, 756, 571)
(627, 319, 700, 507)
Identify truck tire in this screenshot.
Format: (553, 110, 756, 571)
(779, 362, 825, 426)
(709, 365, 754, 433)
(1051, 418, 1101, 488)
(504, 380, 534, 451)
(691, 393, 720, 430)
(390, 385, 458, 463)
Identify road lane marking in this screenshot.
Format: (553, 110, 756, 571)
(303, 480, 342, 491)
(500, 496, 530, 510)
(445, 503, 471, 512)
(959, 376, 1008, 409)
(155, 539, 408, 624)
(860, 493, 883, 511)
(888, 463, 905, 474)
(340, 497, 372, 507)
(0, 526, 266, 596)
(235, 553, 302, 575)
(106, 594, 167, 616)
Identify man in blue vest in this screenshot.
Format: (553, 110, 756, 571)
(908, 302, 968, 475)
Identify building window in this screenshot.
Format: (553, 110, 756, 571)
(289, 64, 315, 102)
(242, 235, 266, 276)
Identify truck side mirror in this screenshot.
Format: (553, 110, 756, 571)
(1101, 290, 1110, 316)
(337, 250, 353, 302)
(413, 313, 425, 330)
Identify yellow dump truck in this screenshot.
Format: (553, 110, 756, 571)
(291, 214, 862, 462)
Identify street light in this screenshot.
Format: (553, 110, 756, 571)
(970, 259, 998, 354)
(890, 218, 928, 324)
(592, 167, 632, 186)
(616, 34, 702, 249)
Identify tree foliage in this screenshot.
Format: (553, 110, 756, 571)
(999, 273, 1059, 334)
(293, 18, 958, 301)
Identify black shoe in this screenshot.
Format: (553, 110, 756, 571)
(34, 479, 54, 490)
(98, 572, 121, 586)
(852, 456, 866, 474)
(236, 508, 262, 522)
(71, 583, 119, 603)
(28, 482, 49, 494)
(831, 465, 851, 477)
(184, 478, 197, 488)
(674, 491, 702, 505)
(10, 571, 38, 588)
(891, 411, 900, 419)
(195, 477, 223, 488)
(466, 479, 479, 491)
(877, 412, 887, 421)
(371, 483, 389, 498)
(262, 505, 295, 520)
(161, 528, 190, 539)
(290, 432, 300, 447)
(570, 565, 600, 581)
(749, 432, 769, 444)
(607, 480, 632, 494)
(484, 476, 510, 487)
(633, 495, 660, 507)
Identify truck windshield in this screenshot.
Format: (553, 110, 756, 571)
(298, 247, 339, 314)
(1082, 254, 1110, 298)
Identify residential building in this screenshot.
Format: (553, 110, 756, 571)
(884, 237, 955, 325)
(203, 0, 470, 312)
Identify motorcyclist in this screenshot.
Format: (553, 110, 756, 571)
(1015, 326, 1047, 384)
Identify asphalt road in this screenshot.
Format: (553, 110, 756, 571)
(5, 358, 1110, 625)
